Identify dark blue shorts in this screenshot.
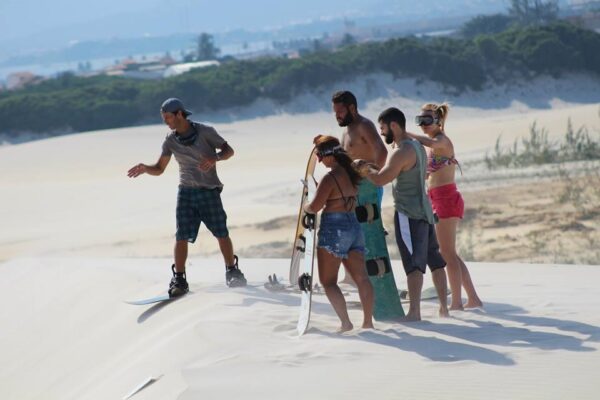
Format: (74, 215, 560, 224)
(176, 186, 229, 242)
(394, 211, 446, 275)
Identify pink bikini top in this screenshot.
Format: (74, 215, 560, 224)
(427, 152, 462, 174)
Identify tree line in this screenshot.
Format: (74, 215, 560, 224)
(461, 0, 561, 38)
(0, 21, 599, 136)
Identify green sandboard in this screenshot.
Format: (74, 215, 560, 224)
(356, 180, 404, 320)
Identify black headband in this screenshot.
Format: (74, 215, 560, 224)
(317, 145, 343, 157)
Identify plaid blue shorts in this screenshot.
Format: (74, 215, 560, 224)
(176, 186, 229, 242)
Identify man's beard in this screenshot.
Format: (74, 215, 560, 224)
(337, 113, 354, 127)
(384, 131, 394, 144)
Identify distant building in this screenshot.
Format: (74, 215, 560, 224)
(572, 13, 600, 30)
(103, 55, 178, 80)
(6, 71, 43, 90)
(159, 54, 177, 66)
(564, 1, 600, 30)
(285, 51, 301, 59)
(567, 0, 600, 9)
(163, 60, 220, 78)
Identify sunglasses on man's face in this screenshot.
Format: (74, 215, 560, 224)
(415, 115, 439, 126)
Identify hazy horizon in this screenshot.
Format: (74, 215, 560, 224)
(1, 1, 509, 57)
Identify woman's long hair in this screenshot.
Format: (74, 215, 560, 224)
(313, 135, 362, 187)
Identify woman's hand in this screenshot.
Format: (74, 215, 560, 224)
(303, 203, 313, 214)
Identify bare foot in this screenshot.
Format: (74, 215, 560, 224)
(362, 322, 374, 329)
(449, 304, 464, 311)
(464, 300, 483, 308)
(401, 313, 421, 322)
(439, 307, 450, 318)
(337, 322, 354, 333)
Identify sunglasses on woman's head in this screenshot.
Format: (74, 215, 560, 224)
(316, 146, 341, 161)
(415, 115, 439, 126)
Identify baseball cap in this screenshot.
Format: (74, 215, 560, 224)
(160, 98, 192, 116)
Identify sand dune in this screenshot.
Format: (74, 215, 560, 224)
(1, 258, 599, 400)
(1, 74, 599, 399)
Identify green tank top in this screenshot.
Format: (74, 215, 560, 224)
(392, 139, 435, 224)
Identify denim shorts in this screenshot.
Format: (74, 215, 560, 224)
(317, 212, 365, 259)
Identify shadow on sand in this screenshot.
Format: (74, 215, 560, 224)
(135, 293, 190, 323)
(311, 326, 515, 366)
(468, 302, 600, 342)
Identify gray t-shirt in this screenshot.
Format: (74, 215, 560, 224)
(161, 121, 226, 188)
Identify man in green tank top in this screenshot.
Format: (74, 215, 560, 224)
(354, 107, 450, 321)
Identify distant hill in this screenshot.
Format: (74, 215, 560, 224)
(1, 21, 597, 137)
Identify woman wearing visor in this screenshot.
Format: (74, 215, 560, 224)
(304, 135, 374, 332)
(408, 103, 483, 310)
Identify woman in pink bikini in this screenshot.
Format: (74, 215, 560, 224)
(408, 103, 483, 310)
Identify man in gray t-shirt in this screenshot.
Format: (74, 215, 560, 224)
(161, 121, 226, 189)
(128, 98, 247, 296)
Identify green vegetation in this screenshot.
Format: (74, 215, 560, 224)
(484, 113, 600, 170)
(461, 1, 559, 38)
(508, 0, 559, 27)
(460, 14, 515, 38)
(1, 22, 599, 136)
(194, 33, 221, 61)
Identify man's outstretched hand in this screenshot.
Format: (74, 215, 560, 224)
(127, 163, 147, 178)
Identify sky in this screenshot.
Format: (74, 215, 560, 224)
(2, 1, 399, 41)
(0, 0, 510, 55)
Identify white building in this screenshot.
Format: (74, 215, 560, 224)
(163, 60, 220, 78)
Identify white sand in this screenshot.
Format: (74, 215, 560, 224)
(0, 73, 599, 399)
(0, 257, 599, 400)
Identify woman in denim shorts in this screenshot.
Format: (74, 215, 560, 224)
(304, 135, 374, 332)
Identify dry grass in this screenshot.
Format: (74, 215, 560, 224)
(235, 163, 600, 266)
(457, 170, 600, 265)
